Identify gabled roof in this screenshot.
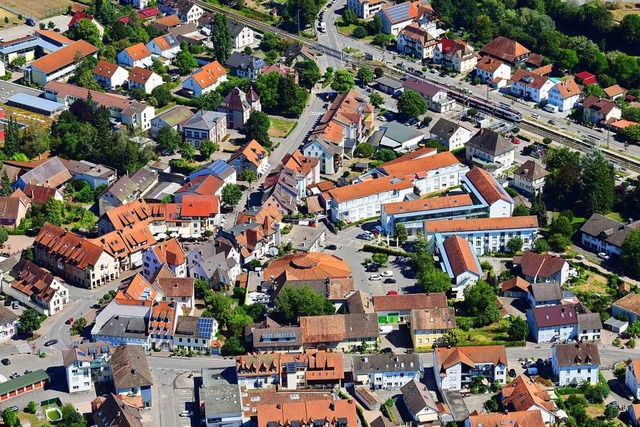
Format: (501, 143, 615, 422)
(378, 151, 460, 178)
(150, 34, 179, 51)
(383, 194, 473, 215)
(91, 222, 156, 260)
(128, 67, 157, 85)
(501, 276, 530, 293)
(410, 307, 456, 331)
(530, 303, 576, 327)
(582, 95, 620, 116)
(480, 36, 531, 63)
(0, 196, 27, 222)
(466, 128, 514, 157)
(553, 342, 601, 368)
(465, 166, 513, 205)
(529, 281, 563, 303)
(502, 375, 556, 413)
(322, 176, 413, 204)
(467, 410, 544, 427)
(219, 87, 251, 112)
(92, 393, 143, 427)
(435, 345, 507, 372)
(180, 194, 219, 217)
(35, 223, 108, 269)
(519, 251, 566, 280)
(353, 354, 421, 374)
(230, 139, 268, 168)
(110, 345, 153, 390)
(152, 268, 193, 298)
(300, 313, 378, 343)
(553, 79, 581, 99)
(442, 235, 481, 277)
(224, 51, 264, 70)
(150, 238, 185, 266)
(577, 312, 602, 331)
(153, 14, 182, 30)
(381, 0, 432, 24)
(257, 399, 357, 427)
(398, 22, 436, 45)
(93, 60, 124, 79)
(401, 378, 439, 415)
(512, 68, 550, 90)
(429, 118, 466, 140)
(122, 43, 152, 61)
(188, 60, 226, 89)
(19, 157, 72, 188)
(604, 84, 627, 98)
(403, 77, 445, 98)
(373, 293, 447, 312)
(176, 174, 224, 196)
(105, 200, 154, 230)
(425, 216, 538, 233)
(514, 160, 549, 181)
(28, 40, 97, 74)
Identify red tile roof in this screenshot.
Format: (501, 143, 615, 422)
(425, 216, 539, 233)
(519, 251, 566, 279)
(480, 36, 531, 63)
(442, 235, 480, 276)
(383, 194, 473, 215)
(93, 60, 123, 79)
(35, 223, 107, 269)
(189, 60, 226, 89)
(257, 399, 358, 427)
(373, 293, 447, 311)
(123, 43, 152, 61)
(176, 175, 224, 196)
(466, 166, 512, 205)
(322, 176, 413, 204)
(91, 222, 156, 260)
(29, 40, 98, 74)
(467, 410, 544, 427)
(180, 194, 219, 217)
(151, 238, 185, 266)
(435, 345, 507, 371)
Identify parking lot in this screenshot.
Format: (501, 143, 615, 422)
(322, 222, 417, 296)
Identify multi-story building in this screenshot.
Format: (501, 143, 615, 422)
(225, 52, 265, 80)
(183, 61, 228, 97)
(0, 306, 18, 343)
(373, 293, 447, 325)
(580, 213, 639, 258)
(433, 38, 477, 74)
(181, 110, 227, 149)
(396, 23, 438, 60)
(127, 67, 163, 94)
(436, 235, 482, 299)
(229, 139, 270, 178)
(582, 95, 622, 124)
(474, 56, 511, 86)
(24, 40, 98, 86)
(63, 342, 113, 393)
(173, 316, 218, 353)
(299, 314, 378, 352)
(527, 304, 577, 343)
(577, 313, 602, 341)
(527, 282, 563, 307)
(378, 0, 433, 35)
(4, 260, 70, 316)
(465, 128, 515, 177)
(93, 60, 128, 89)
(352, 354, 422, 390)
(150, 105, 195, 138)
(146, 34, 180, 59)
(510, 69, 555, 103)
(512, 160, 549, 195)
(218, 87, 261, 129)
(501, 375, 558, 425)
(433, 345, 508, 391)
(548, 79, 581, 112)
(479, 36, 532, 67)
(552, 342, 600, 385)
(117, 43, 153, 68)
(348, 0, 384, 19)
(403, 77, 455, 113)
(409, 307, 456, 350)
(429, 118, 473, 151)
(110, 344, 153, 407)
(518, 251, 569, 285)
(142, 238, 187, 281)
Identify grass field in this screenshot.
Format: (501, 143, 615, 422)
(570, 270, 609, 294)
(17, 411, 51, 427)
(1, 0, 71, 20)
(612, 5, 640, 22)
(269, 118, 297, 138)
(0, 8, 20, 28)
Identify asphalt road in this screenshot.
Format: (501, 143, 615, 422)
(0, 15, 69, 41)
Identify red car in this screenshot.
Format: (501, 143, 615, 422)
(65, 317, 74, 324)
(387, 290, 398, 296)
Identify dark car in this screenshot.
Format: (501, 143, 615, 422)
(508, 369, 517, 378)
(1, 358, 10, 366)
(9, 406, 18, 412)
(384, 278, 397, 284)
(380, 347, 393, 354)
(405, 117, 418, 126)
(44, 339, 58, 347)
(325, 244, 337, 250)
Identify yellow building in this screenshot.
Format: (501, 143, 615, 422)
(409, 307, 456, 351)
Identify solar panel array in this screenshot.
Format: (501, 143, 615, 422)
(198, 318, 216, 337)
(263, 332, 296, 340)
(386, 2, 411, 22)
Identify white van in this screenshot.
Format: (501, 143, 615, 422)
(531, 113, 540, 119)
(319, 22, 326, 32)
(379, 326, 393, 334)
(543, 104, 558, 113)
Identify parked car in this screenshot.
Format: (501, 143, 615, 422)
(325, 244, 337, 250)
(508, 369, 517, 378)
(384, 278, 397, 284)
(44, 339, 58, 347)
(381, 270, 394, 277)
(368, 274, 382, 281)
(387, 290, 398, 296)
(1, 358, 10, 366)
(11, 302, 18, 310)
(179, 411, 193, 417)
(9, 406, 18, 412)
(65, 317, 74, 324)
(380, 347, 393, 354)
(597, 252, 610, 260)
(9, 373, 19, 380)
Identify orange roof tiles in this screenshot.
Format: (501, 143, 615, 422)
(176, 175, 224, 196)
(128, 67, 155, 85)
(435, 345, 507, 371)
(180, 194, 219, 217)
(501, 276, 530, 293)
(466, 166, 512, 205)
(382, 147, 437, 166)
(190, 60, 226, 89)
(281, 151, 318, 176)
(91, 222, 156, 260)
(323, 176, 413, 204)
(12, 260, 60, 303)
(152, 238, 185, 266)
(310, 90, 373, 144)
(148, 301, 176, 335)
(35, 223, 107, 269)
(233, 139, 267, 168)
(152, 268, 194, 298)
(105, 200, 153, 230)
(442, 235, 480, 276)
(604, 84, 627, 98)
(264, 253, 351, 282)
(93, 60, 123, 79)
(553, 79, 581, 99)
(383, 194, 473, 215)
(153, 14, 181, 29)
(425, 216, 538, 233)
(29, 40, 98, 75)
(512, 68, 549, 90)
(257, 399, 358, 427)
(467, 410, 544, 427)
(378, 151, 460, 178)
(35, 29, 74, 45)
(480, 36, 531, 64)
(124, 43, 152, 61)
(476, 56, 506, 73)
(151, 35, 173, 51)
(502, 375, 556, 413)
(115, 274, 156, 301)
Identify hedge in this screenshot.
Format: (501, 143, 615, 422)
(361, 244, 409, 257)
(356, 406, 369, 427)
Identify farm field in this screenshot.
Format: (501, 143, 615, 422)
(0, 0, 71, 21)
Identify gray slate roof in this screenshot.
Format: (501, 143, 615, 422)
(554, 342, 601, 367)
(352, 354, 421, 374)
(110, 344, 153, 390)
(224, 51, 263, 70)
(580, 213, 640, 248)
(182, 110, 226, 131)
(381, 121, 424, 144)
(577, 312, 603, 331)
(430, 118, 462, 140)
(530, 281, 562, 302)
(466, 128, 514, 156)
(401, 378, 438, 415)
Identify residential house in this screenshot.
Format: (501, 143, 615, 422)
(436, 235, 482, 299)
(424, 216, 539, 255)
(501, 375, 557, 425)
(626, 360, 640, 400)
(480, 36, 532, 67)
(147, 300, 179, 350)
(44, 81, 155, 130)
(373, 293, 447, 324)
(246, 319, 303, 353)
(552, 342, 600, 385)
(187, 241, 241, 288)
(466, 411, 545, 427)
(63, 342, 113, 393)
(19, 185, 63, 205)
(98, 199, 157, 233)
(225, 52, 265, 80)
(218, 86, 261, 129)
(117, 7, 161, 23)
(377, 121, 424, 152)
(284, 42, 318, 65)
(61, 159, 117, 190)
(91, 394, 143, 427)
(93, 222, 156, 271)
(630, 404, 640, 427)
(396, 23, 438, 60)
(176, 194, 220, 234)
(93, 314, 150, 351)
(98, 169, 157, 215)
(150, 105, 195, 138)
(181, 110, 227, 148)
(348, 0, 385, 19)
(513, 160, 550, 195)
(409, 307, 456, 350)
(68, 11, 105, 36)
(146, 34, 180, 59)
(352, 354, 422, 390)
(582, 95, 622, 125)
(24, 40, 98, 86)
(527, 282, 563, 307)
(0, 305, 18, 343)
(612, 293, 640, 323)
(34, 223, 120, 289)
(158, 0, 204, 23)
(110, 344, 153, 407)
(379, 0, 434, 35)
(548, 79, 581, 112)
(230, 22, 256, 50)
(229, 139, 270, 178)
(93, 60, 128, 89)
(433, 38, 477, 74)
(474, 56, 511, 86)
(604, 84, 627, 101)
(261, 63, 298, 84)
(16, 156, 72, 190)
(577, 312, 602, 341)
(189, 160, 237, 187)
(429, 118, 473, 151)
(0, 194, 30, 229)
(219, 205, 282, 261)
(183, 61, 228, 97)
(518, 251, 569, 285)
(150, 268, 194, 315)
(142, 238, 186, 280)
(580, 213, 640, 258)
(527, 304, 577, 343)
(401, 379, 440, 424)
(200, 370, 243, 427)
(4, 259, 70, 316)
(502, 276, 531, 298)
(433, 345, 508, 391)
(299, 313, 378, 351)
(465, 128, 515, 176)
(510, 68, 554, 103)
(173, 316, 218, 352)
(403, 77, 455, 113)
(152, 15, 182, 33)
(117, 43, 153, 68)
(257, 400, 357, 427)
(463, 166, 515, 217)
(127, 67, 163, 94)
(174, 175, 225, 202)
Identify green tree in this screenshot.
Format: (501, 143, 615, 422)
(463, 280, 499, 326)
(621, 124, 640, 144)
(199, 139, 217, 159)
(18, 308, 42, 335)
(581, 149, 614, 215)
(74, 19, 102, 46)
(331, 70, 355, 93)
(369, 92, 384, 108)
(244, 111, 272, 148)
(2, 408, 18, 427)
(60, 403, 85, 426)
(583, 84, 607, 98)
(71, 318, 87, 335)
(442, 328, 464, 346)
(534, 238, 549, 253)
(211, 13, 233, 63)
(151, 85, 173, 107)
(239, 169, 257, 185)
(174, 48, 198, 74)
(342, 8, 357, 24)
(0, 227, 12, 245)
(622, 230, 640, 278)
(357, 66, 374, 84)
(548, 233, 571, 252)
(395, 223, 408, 244)
(550, 215, 573, 237)
(156, 126, 182, 154)
(397, 89, 428, 119)
(295, 61, 321, 89)
(507, 236, 523, 253)
(352, 25, 367, 38)
(44, 198, 64, 226)
(531, 192, 548, 227)
(221, 336, 246, 355)
(26, 401, 37, 414)
(507, 316, 528, 341)
(372, 252, 389, 265)
(273, 285, 335, 324)
(355, 142, 374, 158)
(474, 14, 497, 44)
(620, 14, 640, 45)
(0, 172, 11, 196)
(513, 204, 530, 216)
(604, 403, 620, 420)
(221, 184, 243, 208)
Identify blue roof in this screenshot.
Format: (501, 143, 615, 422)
(6, 93, 65, 113)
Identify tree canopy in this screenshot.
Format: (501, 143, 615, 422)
(331, 70, 356, 93)
(463, 280, 500, 326)
(244, 111, 272, 148)
(273, 285, 335, 324)
(211, 13, 233, 64)
(397, 89, 428, 119)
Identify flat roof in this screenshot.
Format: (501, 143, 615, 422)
(7, 93, 65, 114)
(0, 80, 43, 104)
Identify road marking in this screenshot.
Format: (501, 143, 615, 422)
(15, 343, 31, 354)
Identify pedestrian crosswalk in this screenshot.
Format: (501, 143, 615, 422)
(15, 342, 32, 354)
(309, 111, 326, 116)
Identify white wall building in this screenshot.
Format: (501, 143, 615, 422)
(433, 346, 508, 391)
(552, 342, 600, 386)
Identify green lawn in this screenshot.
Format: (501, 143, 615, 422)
(337, 23, 356, 36)
(269, 118, 297, 138)
(606, 212, 625, 222)
(15, 412, 51, 427)
(457, 318, 511, 345)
